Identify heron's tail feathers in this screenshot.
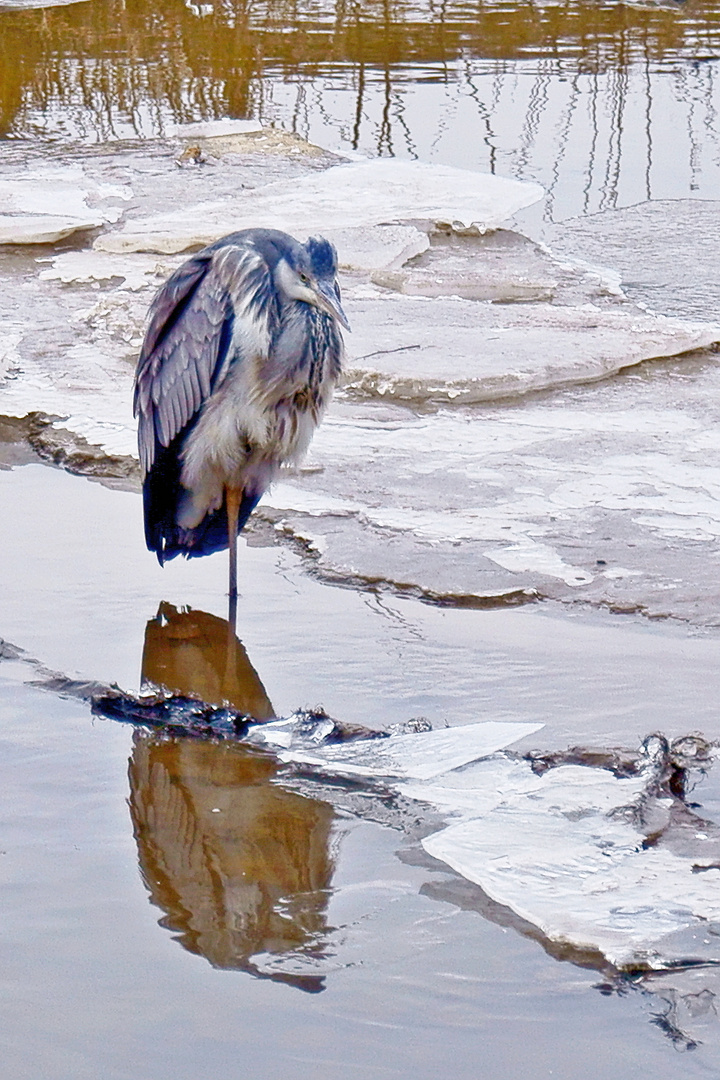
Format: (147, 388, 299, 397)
(149, 494, 260, 564)
(142, 437, 260, 564)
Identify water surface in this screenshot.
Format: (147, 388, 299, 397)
(2, 0, 720, 217)
(3, 0, 720, 1074)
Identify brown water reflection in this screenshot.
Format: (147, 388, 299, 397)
(141, 602, 275, 720)
(129, 601, 334, 992)
(1, 0, 717, 140)
(2, 0, 719, 217)
(129, 736, 335, 992)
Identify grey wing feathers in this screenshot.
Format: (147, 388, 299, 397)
(134, 243, 276, 476)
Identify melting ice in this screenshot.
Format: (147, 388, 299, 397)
(251, 712, 720, 972)
(2, 129, 720, 622)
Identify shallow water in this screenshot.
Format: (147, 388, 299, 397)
(4, 464, 720, 1075)
(2, 0, 720, 220)
(3, 0, 720, 1073)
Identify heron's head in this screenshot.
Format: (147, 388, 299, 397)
(275, 235, 350, 331)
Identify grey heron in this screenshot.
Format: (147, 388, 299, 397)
(134, 228, 349, 616)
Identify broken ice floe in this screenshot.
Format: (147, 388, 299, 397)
(417, 750, 720, 971)
(267, 720, 720, 971)
(344, 290, 720, 404)
(37, 251, 173, 292)
(371, 228, 625, 304)
(89, 679, 720, 974)
(94, 159, 545, 256)
(325, 224, 430, 274)
(251, 718, 544, 780)
(0, 165, 131, 245)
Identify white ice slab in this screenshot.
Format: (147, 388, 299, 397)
(94, 159, 545, 255)
(38, 251, 174, 291)
(0, 215, 101, 245)
(419, 759, 720, 969)
(322, 224, 430, 273)
(0, 0, 89, 7)
(343, 292, 720, 403)
(169, 119, 264, 139)
(0, 166, 131, 245)
(260, 721, 544, 780)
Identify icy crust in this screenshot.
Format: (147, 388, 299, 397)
(94, 159, 545, 256)
(416, 756, 720, 971)
(0, 165, 130, 244)
(343, 289, 720, 404)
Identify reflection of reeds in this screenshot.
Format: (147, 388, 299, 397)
(1, 0, 717, 138)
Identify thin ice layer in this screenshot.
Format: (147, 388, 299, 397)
(418, 759, 720, 970)
(94, 159, 545, 255)
(252, 720, 544, 779)
(545, 200, 720, 322)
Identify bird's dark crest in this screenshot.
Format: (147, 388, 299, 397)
(305, 236, 337, 279)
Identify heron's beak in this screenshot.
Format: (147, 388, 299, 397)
(314, 281, 351, 331)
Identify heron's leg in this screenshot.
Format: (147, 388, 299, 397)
(226, 486, 243, 625)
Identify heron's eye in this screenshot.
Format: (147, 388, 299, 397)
(299, 272, 310, 284)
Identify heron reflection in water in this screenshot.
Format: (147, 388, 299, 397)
(128, 603, 335, 992)
(133, 229, 349, 625)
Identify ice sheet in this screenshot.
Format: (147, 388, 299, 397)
(0, 0, 90, 7)
(419, 759, 720, 969)
(38, 251, 172, 291)
(253, 720, 544, 780)
(169, 119, 264, 139)
(322, 224, 430, 273)
(94, 159, 545, 255)
(0, 165, 130, 244)
(245, 711, 720, 971)
(343, 290, 720, 403)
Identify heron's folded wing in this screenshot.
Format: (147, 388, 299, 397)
(134, 244, 278, 475)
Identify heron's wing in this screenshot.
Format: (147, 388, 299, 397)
(134, 242, 279, 475)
